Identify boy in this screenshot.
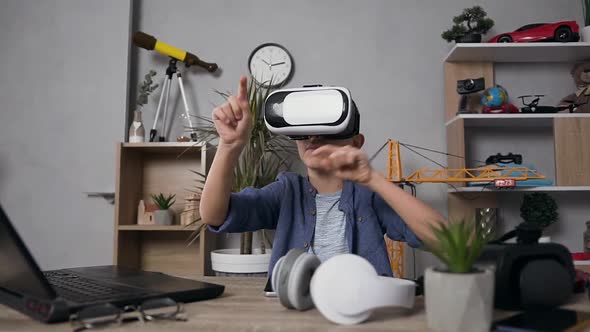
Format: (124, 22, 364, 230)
(200, 76, 446, 277)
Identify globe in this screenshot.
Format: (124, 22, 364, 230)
(481, 86, 507, 108)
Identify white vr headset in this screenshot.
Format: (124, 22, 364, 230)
(272, 249, 416, 325)
(264, 85, 360, 140)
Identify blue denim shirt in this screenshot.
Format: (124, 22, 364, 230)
(208, 172, 422, 277)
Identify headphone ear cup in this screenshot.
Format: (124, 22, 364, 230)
(287, 253, 320, 310)
(271, 256, 285, 293)
(310, 254, 376, 325)
(277, 249, 307, 309)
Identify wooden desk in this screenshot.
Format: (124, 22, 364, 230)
(1, 277, 589, 332)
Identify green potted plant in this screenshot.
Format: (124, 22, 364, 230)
(441, 6, 494, 43)
(424, 219, 494, 332)
(520, 192, 558, 242)
(190, 77, 298, 275)
(129, 70, 158, 143)
(151, 193, 176, 225)
(583, 0, 590, 42)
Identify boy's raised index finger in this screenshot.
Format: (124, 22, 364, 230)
(237, 75, 248, 101)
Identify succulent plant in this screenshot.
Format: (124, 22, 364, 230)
(426, 219, 487, 273)
(151, 193, 176, 210)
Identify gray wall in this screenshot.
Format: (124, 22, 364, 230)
(0, 0, 132, 269)
(134, 0, 584, 273)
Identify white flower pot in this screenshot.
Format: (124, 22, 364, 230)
(425, 267, 495, 332)
(153, 210, 173, 225)
(582, 26, 590, 42)
(211, 248, 271, 276)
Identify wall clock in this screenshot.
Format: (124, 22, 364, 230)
(248, 43, 293, 87)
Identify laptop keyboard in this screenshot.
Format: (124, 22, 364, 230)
(44, 271, 152, 303)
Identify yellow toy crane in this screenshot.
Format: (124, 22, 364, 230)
(386, 139, 546, 186)
(380, 139, 546, 278)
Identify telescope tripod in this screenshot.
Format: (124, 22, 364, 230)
(150, 58, 197, 142)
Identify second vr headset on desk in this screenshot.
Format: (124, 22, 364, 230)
(263, 85, 360, 140)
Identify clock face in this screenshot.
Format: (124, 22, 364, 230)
(248, 43, 293, 87)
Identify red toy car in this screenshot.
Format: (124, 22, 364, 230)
(482, 103, 519, 114)
(488, 21, 579, 43)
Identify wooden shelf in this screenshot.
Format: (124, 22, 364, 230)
(121, 142, 206, 154)
(114, 142, 216, 278)
(445, 113, 590, 127)
(444, 42, 590, 63)
(448, 186, 590, 193)
(118, 224, 199, 231)
(122, 142, 205, 148)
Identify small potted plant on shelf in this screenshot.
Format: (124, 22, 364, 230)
(189, 77, 298, 276)
(441, 6, 494, 43)
(520, 192, 558, 242)
(151, 193, 176, 225)
(425, 219, 494, 332)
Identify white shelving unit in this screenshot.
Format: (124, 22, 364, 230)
(443, 43, 590, 222)
(446, 113, 590, 127)
(444, 42, 590, 63)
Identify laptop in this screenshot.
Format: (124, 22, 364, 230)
(0, 205, 224, 323)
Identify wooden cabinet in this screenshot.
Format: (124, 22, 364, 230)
(113, 142, 217, 277)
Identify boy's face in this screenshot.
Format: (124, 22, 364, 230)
(296, 134, 365, 171)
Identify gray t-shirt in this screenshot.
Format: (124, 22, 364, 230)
(308, 190, 349, 262)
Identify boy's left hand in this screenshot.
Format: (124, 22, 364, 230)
(310, 145, 374, 184)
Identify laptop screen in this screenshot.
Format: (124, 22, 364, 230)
(0, 206, 55, 299)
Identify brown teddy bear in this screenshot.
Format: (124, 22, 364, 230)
(559, 62, 590, 113)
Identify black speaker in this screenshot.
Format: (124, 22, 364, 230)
(477, 242, 575, 310)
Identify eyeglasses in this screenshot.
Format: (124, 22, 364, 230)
(69, 297, 187, 332)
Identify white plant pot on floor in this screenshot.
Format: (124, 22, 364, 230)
(425, 267, 495, 332)
(582, 26, 590, 42)
(211, 249, 271, 277)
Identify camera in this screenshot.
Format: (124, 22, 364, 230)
(456, 77, 486, 114)
(457, 77, 485, 94)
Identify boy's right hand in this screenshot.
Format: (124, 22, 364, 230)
(212, 76, 252, 150)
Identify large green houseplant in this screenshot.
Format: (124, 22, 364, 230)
(424, 219, 494, 332)
(188, 77, 297, 263)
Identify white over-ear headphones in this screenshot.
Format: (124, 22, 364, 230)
(271, 248, 416, 325)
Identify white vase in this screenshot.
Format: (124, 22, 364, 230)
(211, 248, 272, 276)
(425, 267, 495, 332)
(154, 210, 173, 225)
(582, 26, 590, 42)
